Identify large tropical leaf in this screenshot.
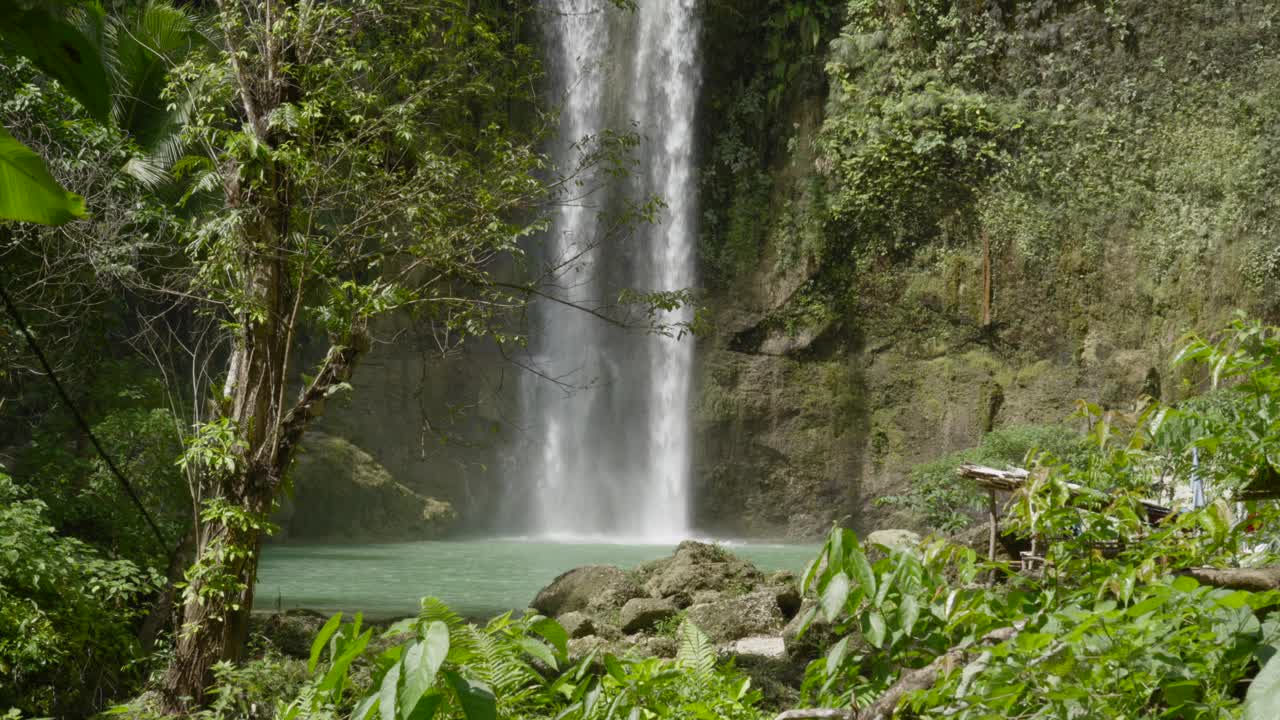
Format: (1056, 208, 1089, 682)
(1246, 651, 1280, 720)
(0, 2, 111, 122)
(0, 126, 85, 225)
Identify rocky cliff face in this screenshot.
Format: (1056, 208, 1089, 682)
(314, 0, 1279, 541)
(687, 0, 1278, 538)
(273, 432, 457, 542)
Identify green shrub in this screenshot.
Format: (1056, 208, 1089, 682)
(0, 473, 160, 717)
(880, 424, 1090, 532)
(276, 598, 766, 720)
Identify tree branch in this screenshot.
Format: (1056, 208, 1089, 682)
(271, 325, 370, 481)
(1178, 566, 1280, 592)
(773, 623, 1027, 720)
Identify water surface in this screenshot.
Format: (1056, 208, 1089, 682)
(256, 539, 819, 619)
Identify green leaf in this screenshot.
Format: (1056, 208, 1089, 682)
(865, 610, 887, 649)
(825, 636, 849, 678)
(405, 694, 442, 720)
(0, 8, 111, 122)
(848, 543, 877, 603)
(899, 594, 920, 638)
(1246, 651, 1280, 720)
(1172, 575, 1201, 593)
(379, 662, 403, 720)
(353, 694, 380, 720)
(443, 671, 497, 720)
(604, 654, 627, 683)
(0, 126, 86, 225)
(531, 617, 569, 657)
(1216, 590, 1253, 611)
(319, 629, 371, 692)
(821, 571, 851, 621)
(310, 613, 344, 674)
(398, 621, 448, 718)
(519, 637, 558, 670)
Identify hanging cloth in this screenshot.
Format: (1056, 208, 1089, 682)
(1191, 447, 1206, 510)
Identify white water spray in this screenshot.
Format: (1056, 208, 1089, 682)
(510, 0, 702, 542)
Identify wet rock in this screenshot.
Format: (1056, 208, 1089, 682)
(684, 589, 784, 643)
(770, 583, 803, 619)
(767, 570, 798, 587)
(595, 622, 623, 641)
(531, 566, 644, 617)
(620, 597, 678, 633)
(559, 611, 596, 639)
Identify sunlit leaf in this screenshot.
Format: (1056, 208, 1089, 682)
(0, 126, 86, 225)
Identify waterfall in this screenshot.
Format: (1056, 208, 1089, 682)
(511, 0, 701, 542)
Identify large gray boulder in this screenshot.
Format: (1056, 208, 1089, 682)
(642, 541, 765, 606)
(684, 589, 784, 643)
(274, 433, 456, 542)
(531, 566, 645, 617)
(619, 597, 677, 633)
(558, 611, 597, 639)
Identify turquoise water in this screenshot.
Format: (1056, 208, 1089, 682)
(255, 539, 819, 619)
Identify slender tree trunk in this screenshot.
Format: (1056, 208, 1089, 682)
(160, 202, 291, 709)
(138, 526, 196, 653)
(159, 326, 367, 711)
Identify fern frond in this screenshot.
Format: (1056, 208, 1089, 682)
(676, 620, 717, 680)
(419, 596, 466, 629)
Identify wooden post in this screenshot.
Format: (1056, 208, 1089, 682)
(981, 230, 992, 327)
(987, 489, 998, 585)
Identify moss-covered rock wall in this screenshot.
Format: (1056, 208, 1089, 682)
(689, 0, 1280, 537)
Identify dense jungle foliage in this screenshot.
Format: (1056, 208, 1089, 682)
(102, 318, 1280, 720)
(3, 0, 1280, 718)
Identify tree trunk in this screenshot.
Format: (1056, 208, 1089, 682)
(138, 526, 196, 653)
(159, 333, 365, 711)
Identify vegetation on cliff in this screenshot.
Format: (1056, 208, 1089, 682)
(2, 0, 1280, 717)
(693, 0, 1280, 537)
(116, 317, 1280, 720)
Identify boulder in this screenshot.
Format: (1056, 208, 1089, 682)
(684, 589, 784, 643)
(559, 611, 596, 639)
(619, 597, 678, 633)
(866, 529, 923, 551)
(251, 609, 331, 657)
(594, 622, 624, 641)
(273, 433, 456, 542)
(767, 570, 798, 587)
(631, 635, 678, 658)
(770, 583, 803, 619)
(643, 541, 765, 606)
(531, 565, 644, 617)
(565, 635, 614, 661)
(782, 600, 837, 662)
(691, 589, 724, 606)
(725, 635, 786, 660)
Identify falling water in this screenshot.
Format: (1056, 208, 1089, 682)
(510, 0, 701, 541)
